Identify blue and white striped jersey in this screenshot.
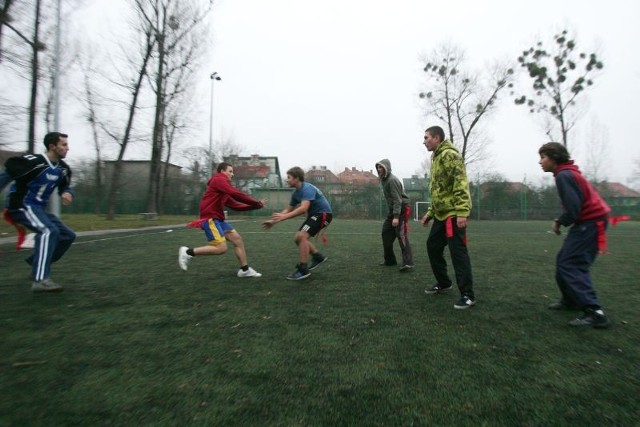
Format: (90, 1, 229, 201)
(3, 154, 73, 209)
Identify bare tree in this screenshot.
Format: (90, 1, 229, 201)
(629, 157, 640, 192)
(418, 43, 513, 165)
(0, 0, 29, 148)
(0, 1, 85, 152)
(0, 95, 24, 147)
(0, 0, 16, 61)
(580, 117, 609, 184)
(99, 8, 157, 220)
(514, 30, 604, 149)
(77, 57, 105, 214)
(415, 155, 431, 179)
(158, 61, 205, 211)
(181, 133, 244, 183)
(133, 0, 213, 214)
(0, 0, 47, 153)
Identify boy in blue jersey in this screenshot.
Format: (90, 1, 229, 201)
(262, 166, 333, 280)
(1, 132, 76, 292)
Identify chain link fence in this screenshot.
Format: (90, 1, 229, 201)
(60, 180, 639, 221)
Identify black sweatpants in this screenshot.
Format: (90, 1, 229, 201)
(426, 216, 474, 298)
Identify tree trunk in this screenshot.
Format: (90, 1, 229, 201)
(160, 125, 175, 214)
(105, 36, 155, 219)
(0, 0, 16, 62)
(147, 32, 165, 214)
(27, 0, 42, 154)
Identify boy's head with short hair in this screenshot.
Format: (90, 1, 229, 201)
(43, 132, 68, 151)
(539, 142, 570, 164)
(287, 166, 305, 182)
(217, 162, 233, 173)
(539, 142, 572, 174)
(425, 126, 445, 142)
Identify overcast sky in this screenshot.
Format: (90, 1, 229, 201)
(67, 0, 640, 185)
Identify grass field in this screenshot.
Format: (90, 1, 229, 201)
(0, 214, 199, 237)
(1, 218, 639, 426)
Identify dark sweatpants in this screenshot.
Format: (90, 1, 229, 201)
(7, 206, 76, 282)
(381, 206, 413, 266)
(427, 217, 474, 298)
(555, 221, 604, 309)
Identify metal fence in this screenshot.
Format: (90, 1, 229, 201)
(55, 181, 639, 221)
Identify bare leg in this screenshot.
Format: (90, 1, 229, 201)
(308, 240, 319, 257)
(193, 241, 228, 256)
(225, 230, 248, 267)
(294, 230, 312, 264)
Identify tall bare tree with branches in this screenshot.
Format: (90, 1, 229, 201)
(134, 0, 213, 214)
(86, 5, 159, 220)
(580, 117, 609, 184)
(0, 0, 80, 152)
(514, 30, 603, 149)
(0, 0, 17, 61)
(76, 57, 106, 214)
(419, 43, 513, 166)
(1, 0, 46, 153)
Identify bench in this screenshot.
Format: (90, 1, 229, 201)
(139, 212, 159, 220)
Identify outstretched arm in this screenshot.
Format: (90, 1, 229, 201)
(226, 197, 265, 212)
(218, 177, 264, 210)
(272, 200, 309, 222)
(262, 203, 306, 230)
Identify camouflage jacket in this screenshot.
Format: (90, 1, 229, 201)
(426, 140, 472, 220)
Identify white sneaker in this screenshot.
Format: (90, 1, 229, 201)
(237, 267, 262, 278)
(32, 279, 64, 292)
(178, 246, 192, 271)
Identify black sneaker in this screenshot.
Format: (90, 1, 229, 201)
(548, 300, 580, 311)
(568, 309, 611, 328)
(424, 284, 453, 295)
(379, 261, 398, 266)
(286, 268, 311, 281)
(454, 295, 476, 310)
(309, 255, 328, 271)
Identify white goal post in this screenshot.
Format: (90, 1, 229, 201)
(414, 201, 431, 221)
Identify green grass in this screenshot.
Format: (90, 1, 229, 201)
(0, 214, 194, 237)
(1, 219, 639, 425)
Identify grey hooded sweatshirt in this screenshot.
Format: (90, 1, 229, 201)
(375, 158, 410, 218)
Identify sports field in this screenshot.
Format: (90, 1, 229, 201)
(1, 219, 639, 425)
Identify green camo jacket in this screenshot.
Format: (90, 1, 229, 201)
(426, 140, 472, 221)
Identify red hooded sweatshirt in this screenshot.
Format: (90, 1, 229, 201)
(199, 172, 263, 220)
(554, 161, 610, 226)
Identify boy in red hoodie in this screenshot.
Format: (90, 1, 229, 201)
(539, 142, 611, 328)
(178, 162, 266, 278)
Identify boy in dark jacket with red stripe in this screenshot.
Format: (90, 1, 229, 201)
(539, 142, 611, 328)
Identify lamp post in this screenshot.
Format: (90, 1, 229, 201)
(50, 0, 62, 217)
(208, 72, 221, 172)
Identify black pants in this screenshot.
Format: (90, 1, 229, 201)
(381, 206, 413, 266)
(427, 217, 474, 298)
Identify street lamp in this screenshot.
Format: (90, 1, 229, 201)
(50, 0, 63, 217)
(208, 72, 221, 172)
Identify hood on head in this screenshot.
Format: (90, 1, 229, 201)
(375, 159, 391, 178)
